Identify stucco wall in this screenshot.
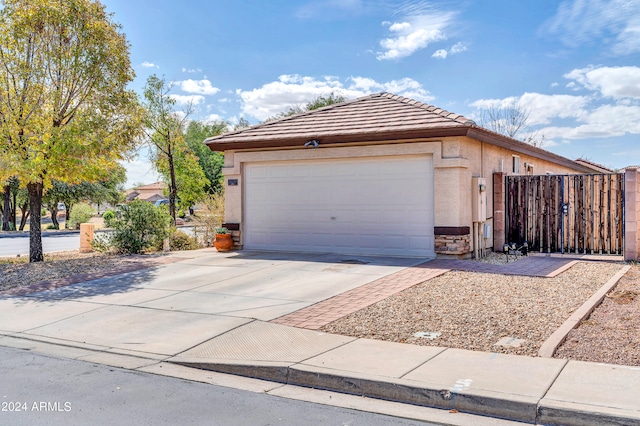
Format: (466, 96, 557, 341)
(221, 137, 589, 254)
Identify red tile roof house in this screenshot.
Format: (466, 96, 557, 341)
(205, 93, 601, 259)
(125, 182, 167, 203)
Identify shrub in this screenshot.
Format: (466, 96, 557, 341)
(68, 203, 94, 230)
(167, 230, 199, 251)
(93, 200, 170, 255)
(192, 193, 224, 246)
(102, 210, 116, 228)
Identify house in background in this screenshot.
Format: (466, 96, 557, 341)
(205, 92, 602, 259)
(125, 182, 167, 204)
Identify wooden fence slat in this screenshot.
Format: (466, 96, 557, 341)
(505, 173, 623, 255)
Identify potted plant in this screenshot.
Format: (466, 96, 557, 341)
(213, 227, 233, 252)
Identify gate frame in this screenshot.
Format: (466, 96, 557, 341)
(496, 171, 632, 256)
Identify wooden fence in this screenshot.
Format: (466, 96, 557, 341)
(506, 174, 624, 254)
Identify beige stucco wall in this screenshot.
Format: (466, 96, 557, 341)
(221, 137, 588, 253)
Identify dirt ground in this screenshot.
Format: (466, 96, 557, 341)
(554, 264, 640, 366)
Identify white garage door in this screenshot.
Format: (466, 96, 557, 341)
(244, 155, 434, 257)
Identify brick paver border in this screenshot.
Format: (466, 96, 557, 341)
(271, 256, 581, 330)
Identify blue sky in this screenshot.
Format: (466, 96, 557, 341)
(101, 0, 640, 186)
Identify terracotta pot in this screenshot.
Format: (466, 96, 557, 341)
(214, 233, 233, 252)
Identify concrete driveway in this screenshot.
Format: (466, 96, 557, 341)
(0, 250, 425, 358)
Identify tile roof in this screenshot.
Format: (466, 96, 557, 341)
(205, 92, 474, 149)
(133, 181, 166, 191)
(204, 92, 599, 174)
(574, 158, 614, 173)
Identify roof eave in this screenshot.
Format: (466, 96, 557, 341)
(205, 126, 470, 151)
(466, 128, 597, 173)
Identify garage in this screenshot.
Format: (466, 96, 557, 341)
(244, 155, 435, 257)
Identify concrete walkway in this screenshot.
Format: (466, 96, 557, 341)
(1, 249, 638, 425)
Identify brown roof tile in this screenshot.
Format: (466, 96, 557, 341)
(205, 92, 474, 150)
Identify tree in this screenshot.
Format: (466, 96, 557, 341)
(143, 75, 209, 224)
(476, 99, 545, 147)
(184, 121, 226, 194)
(232, 117, 251, 131)
(265, 92, 347, 122)
(156, 144, 209, 214)
(0, 0, 142, 261)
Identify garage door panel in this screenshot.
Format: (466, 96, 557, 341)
(245, 155, 434, 257)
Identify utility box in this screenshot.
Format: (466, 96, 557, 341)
(472, 177, 487, 222)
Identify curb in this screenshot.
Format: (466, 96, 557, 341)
(538, 265, 632, 358)
(170, 358, 640, 425)
(171, 359, 540, 423)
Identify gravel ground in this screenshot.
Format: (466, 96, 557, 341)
(554, 264, 640, 366)
(0, 252, 133, 293)
(321, 260, 626, 357)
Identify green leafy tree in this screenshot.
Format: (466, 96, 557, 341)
(232, 117, 251, 131)
(143, 75, 210, 224)
(156, 145, 209, 213)
(265, 92, 347, 122)
(0, 0, 142, 261)
(185, 121, 226, 194)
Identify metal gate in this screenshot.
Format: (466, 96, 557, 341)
(506, 174, 624, 254)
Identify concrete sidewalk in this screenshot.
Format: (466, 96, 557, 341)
(0, 249, 638, 425)
(170, 320, 640, 425)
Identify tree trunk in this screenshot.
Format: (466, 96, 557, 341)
(2, 184, 10, 231)
(19, 202, 29, 231)
(50, 206, 59, 229)
(11, 192, 17, 230)
(27, 182, 44, 262)
(168, 150, 177, 226)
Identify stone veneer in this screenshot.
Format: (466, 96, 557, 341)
(434, 234, 471, 255)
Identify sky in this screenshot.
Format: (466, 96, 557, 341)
(100, 0, 640, 187)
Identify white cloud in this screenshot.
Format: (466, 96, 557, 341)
(182, 67, 202, 73)
(169, 94, 205, 106)
(204, 113, 225, 123)
(432, 49, 447, 59)
(177, 79, 220, 96)
(470, 93, 589, 126)
(141, 61, 159, 68)
(542, 0, 640, 55)
(450, 42, 467, 54)
(432, 42, 467, 59)
(377, 10, 456, 60)
(564, 66, 640, 99)
(237, 74, 434, 121)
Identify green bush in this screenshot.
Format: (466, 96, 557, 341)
(68, 203, 94, 230)
(167, 230, 199, 251)
(93, 200, 170, 254)
(102, 210, 116, 227)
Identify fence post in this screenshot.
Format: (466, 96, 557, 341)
(79, 223, 95, 253)
(493, 172, 506, 252)
(624, 169, 640, 261)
